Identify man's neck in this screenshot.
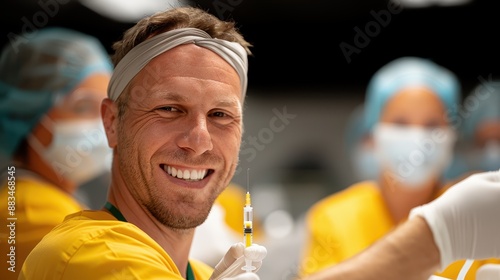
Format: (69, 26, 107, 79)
(106, 171, 194, 278)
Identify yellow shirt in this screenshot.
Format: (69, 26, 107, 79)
(0, 176, 83, 280)
(299, 180, 500, 279)
(19, 210, 214, 280)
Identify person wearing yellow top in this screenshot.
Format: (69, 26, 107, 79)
(299, 56, 500, 279)
(0, 27, 113, 280)
(19, 209, 213, 279)
(301, 180, 500, 279)
(0, 176, 83, 278)
(19, 7, 267, 280)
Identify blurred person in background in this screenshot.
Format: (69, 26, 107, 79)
(344, 103, 378, 183)
(461, 80, 500, 173)
(299, 56, 500, 279)
(0, 27, 113, 279)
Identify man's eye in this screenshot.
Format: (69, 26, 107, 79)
(160, 106, 178, 112)
(212, 112, 227, 117)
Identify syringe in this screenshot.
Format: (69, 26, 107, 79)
(243, 191, 253, 248)
(242, 169, 256, 273)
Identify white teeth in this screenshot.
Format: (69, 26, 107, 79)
(163, 165, 208, 181)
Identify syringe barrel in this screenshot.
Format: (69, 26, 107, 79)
(243, 206, 253, 223)
(243, 206, 253, 247)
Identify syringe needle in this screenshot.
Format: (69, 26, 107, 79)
(246, 168, 250, 193)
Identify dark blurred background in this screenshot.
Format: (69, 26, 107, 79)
(1, 0, 499, 95)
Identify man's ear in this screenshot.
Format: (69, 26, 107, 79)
(101, 98, 118, 148)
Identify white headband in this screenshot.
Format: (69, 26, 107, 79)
(108, 27, 248, 101)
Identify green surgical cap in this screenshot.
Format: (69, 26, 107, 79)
(363, 56, 461, 132)
(0, 27, 113, 162)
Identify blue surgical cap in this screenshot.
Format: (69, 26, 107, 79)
(363, 56, 461, 132)
(0, 27, 113, 161)
(462, 81, 500, 141)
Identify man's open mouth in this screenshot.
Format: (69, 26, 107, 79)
(161, 165, 213, 181)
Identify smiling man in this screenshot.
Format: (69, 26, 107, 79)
(19, 6, 266, 280)
(105, 44, 243, 234)
(17, 6, 500, 280)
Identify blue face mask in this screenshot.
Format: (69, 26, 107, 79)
(27, 116, 113, 185)
(372, 123, 456, 188)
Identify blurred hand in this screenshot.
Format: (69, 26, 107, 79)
(476, 264, 500, 280)
(427, 276, 451, 280)
(222, 272, 260, 280)
(410, 170, 500, 270)
(209, 243, 267, 280)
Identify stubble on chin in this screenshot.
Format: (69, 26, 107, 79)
(145, 188, 221, 230)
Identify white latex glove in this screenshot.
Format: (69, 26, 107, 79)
(209, 243, 267, 280)
(476, 264, 500, 280)
(427, 276, 451, 280)
(410, 170, 500, 271)
(221, 272, 260, 280)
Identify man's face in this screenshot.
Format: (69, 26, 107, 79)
(111, 44, 243, 229)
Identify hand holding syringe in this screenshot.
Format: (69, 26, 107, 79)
(209, 169, 267, 280)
